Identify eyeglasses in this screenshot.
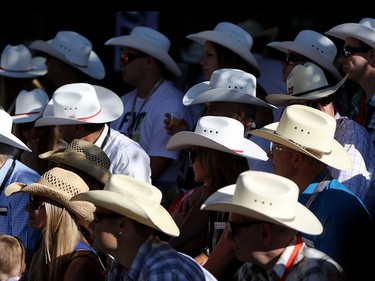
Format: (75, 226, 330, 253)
(29, 196, 44, 211)
(227, 220, 261, 236)
(341, 46, 372, 57)
(188, 149, 198, 165)
(305, 95, 334, 108)
(269, 142, 291, 155)
(93, 212, 123, 223)
(19, 121, 35, 131)
(120, 53, 148, 65)
(284, 53, 308, 65)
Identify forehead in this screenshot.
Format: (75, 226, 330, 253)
(345, 37, 364, 46)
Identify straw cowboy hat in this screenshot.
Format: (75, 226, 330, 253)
(0, 44, 47, 78)
(35, 82, 123, 127)
(250, 104, 352, 170)
(237, 19, 279, 41)
(39, 139, 111, 184)
(186, 22, 260, 77)
(5, 167, 95, 229)
(71, 173, 180, 237)
(166, 115, 268, 161)
(183, 68, 277, 109)
(267, 30, 342, 82)
(266, 63, 348, 106)
(105, 26, 182, 76)
(29, 31, 105, 80)
(0, 109, 30, 152)
(325, 18, 375, 48)
(12, 88, 50, 123)
(201, 170, 323, 235)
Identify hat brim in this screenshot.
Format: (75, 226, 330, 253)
(34, 85, 123, 127)
(71, 190, 180, 237)
(166, 131, 268, 161)
(187, 31, 260, 77)
(30, 40, 105, 80)
(201, 185, 323, 235)
(0, 57, 47, 78)
(105, 36, 181, 76)
(267, 41, 342, 82)
(250, 122, 352, 170)
(12, 112, 43, 124)
(183, 81, 277, 109)
(0, 134, 31, 152)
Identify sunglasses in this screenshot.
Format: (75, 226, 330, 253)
(227, 220, 262, 236)
(120, 53, 148, 65)
(269, 142, 286, 155)
(305, 95, 334, 108)
(188, 149, 198, 165)
(93, 212, 123, 223)
(29, 196, 44, 211)
(284, 53, 308, 65)
(341, 46, 372, 57)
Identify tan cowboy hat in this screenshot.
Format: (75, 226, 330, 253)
(0, 44, 47, 78)
(0, 109, 30, 152)
(166, 115, 268, 161)
(39, 139, 111, 184)
(105, 26, 181, 76)
(12, 88, 50, 123)
(187, 22, 260, 77)
(183, 68, 276, 109)
(250, 104, 352, 170)
(34, 83, 124, 127)
(30, 31, 105, 80)
(266, 63, 348, 106)
(201, 170, 323, 235)
(267, 30, 342, 82)
(325, 18, 375, 49)
(5, 167, 95, 229)
(71, 174, 180, 237)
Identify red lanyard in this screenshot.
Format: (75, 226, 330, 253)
(279, 235, 303, 281)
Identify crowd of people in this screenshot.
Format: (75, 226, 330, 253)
(0, 13, 374, 281)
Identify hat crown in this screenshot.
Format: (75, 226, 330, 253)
(359, 18, 375, 30)
(287, 62, 328, 96)
(50, 31, 92, 66)
(131, 26, 171, 53)
(294, 30, 337, 62)
(276, 105, 335, 152)
(0, 109, 13, 137)
(214, 22, 253, 50)
(14, 89, 49, 118)
(1, 44, 33, 71)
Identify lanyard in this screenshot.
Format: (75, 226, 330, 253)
(0, 159, 16, 195)
(279, 235, 303, 281)
(305, 170, 331, 208)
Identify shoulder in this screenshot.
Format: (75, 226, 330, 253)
(64, 250, 105, 281)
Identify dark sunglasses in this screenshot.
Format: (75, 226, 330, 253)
(284, 53, 308, 65)
(227, 220, 262, 236)
(305, 95, 334, 108)
(19, 121, 35, 131)
(120, 53, 148, 65)
(341, 46, 372, 58)
(29, 196, 44, 211)
(93, 212, 123, 223)
(188, 149, 198, 165)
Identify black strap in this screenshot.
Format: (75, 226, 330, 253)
(100, 126, 110, 149)
(0, 159, 16, 195)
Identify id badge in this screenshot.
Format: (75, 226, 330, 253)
(0, 206, 8, 216)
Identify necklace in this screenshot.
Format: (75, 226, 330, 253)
(127, 78, 164, 138)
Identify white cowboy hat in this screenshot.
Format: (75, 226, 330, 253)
(186, 22, 260, 77)
(166, 115, 268, 161)
(183, 68, 277, 109)
(237, 19, 279, 41)
(0, 109, 31, 152)
(71, 173, 180, 237)
(29, 31, 105, 80)
(39, 139, 111, 185)
(325, 18, 375, 49)
(34, 83, 123, 127)
(250, 104, 352, 170)
(5, 167, 96, 229)
(105, 26, 182, 76)
(267, 30, 342, 82)
(12, 88, 50, 123)
(266, 63, 348, 106)
(201, 170, 323, 235)
(0, 44, 47, 78)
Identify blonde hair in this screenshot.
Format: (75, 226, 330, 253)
(0, 234, 26, 280)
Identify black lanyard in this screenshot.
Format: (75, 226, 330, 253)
(0, 159, 16, 195)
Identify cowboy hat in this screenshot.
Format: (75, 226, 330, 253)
(237, 19, 279, 41)
(5, 167, 95, 229)
(266, 63, 348, 106)
(325, 18, 375, 49)
(201, 170, 323, 235)
(249, 104, 352, 170)
(34, 83, 123, 127)
(29, 31, 105, 80)
(0, 109, 31, 152)
(12, 88, 50, 123)
(105, 26, 181, 76)
(39, 139, 111, 184)
(186, 22, 260, 77)
(267, 30, 342, 82)
(0, 44, 47, 78)
(70, 173, 180, 237)
(166, 115, 268, 161)
(183, 68, 277, 109)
